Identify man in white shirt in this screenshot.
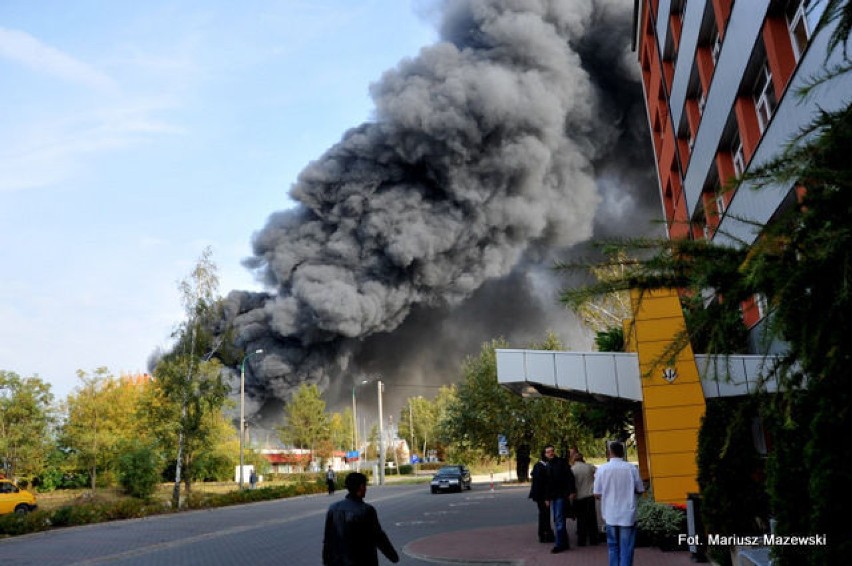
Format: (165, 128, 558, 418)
(593, 441, 644, 566)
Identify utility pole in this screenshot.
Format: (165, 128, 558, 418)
(377, 379, 385, 485)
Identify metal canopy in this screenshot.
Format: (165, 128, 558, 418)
(496, 349, 642, 403)
(496, 349, 779, 402)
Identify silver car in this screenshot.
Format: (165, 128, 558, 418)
(430, 465, 472, 493)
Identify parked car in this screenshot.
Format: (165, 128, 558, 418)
(0, 479, 37, 515)
(430, 465, 472, 493)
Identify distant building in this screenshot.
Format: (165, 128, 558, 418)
(260, 449, 349, 473)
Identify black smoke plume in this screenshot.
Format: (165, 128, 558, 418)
(223, 0, 660, 419)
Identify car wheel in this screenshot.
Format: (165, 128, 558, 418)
(14, 504, 29, 516)
(431, 487, 438, 494)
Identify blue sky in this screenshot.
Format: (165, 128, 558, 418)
(0, 1, 438, 401)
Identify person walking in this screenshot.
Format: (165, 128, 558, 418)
(326, 466, 337, 495)
(249, 469, 258, 490)
(593, 441, 644, 566)
(322, 472, 399, 566)
(543, 444, 576, 554)
(571, 452, 598, 546)
(529, 448, 555, 543)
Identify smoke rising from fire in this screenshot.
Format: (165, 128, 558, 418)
(223, 0, 659, 417)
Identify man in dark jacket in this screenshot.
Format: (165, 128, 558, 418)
(529, 448, 555, 543)
(323, 472, 399, 566)
(544, 444, 577, 553)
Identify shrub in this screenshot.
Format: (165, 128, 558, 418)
(636, 496, 686, 549)
(118, 444, 163, 499)
(49, 503, 108, 527)
(0, 509, 53, 536)
(697, 397, 769, 565)
(398, 464, 413, 475)
(0, 476, 328, 538)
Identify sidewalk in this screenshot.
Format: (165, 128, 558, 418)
(405, 522, 697, 565)
(404, 475, 698, 565)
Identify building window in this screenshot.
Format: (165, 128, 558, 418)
(715, 189, 726, 216)
(753, 62, 777, 132)
(756, 292, 769, 318)
(732, 133, 745, 176)
(711, 27, 722, 64)
(786, 0, 812, 61)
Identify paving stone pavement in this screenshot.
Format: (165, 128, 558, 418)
(404, 522, 699, 565)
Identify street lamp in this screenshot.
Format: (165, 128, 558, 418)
(377, 379, 385, 486)
(352, 379, 369, 471)
(239, 348, 264, 490)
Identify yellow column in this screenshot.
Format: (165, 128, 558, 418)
(625, 288, 705, 504)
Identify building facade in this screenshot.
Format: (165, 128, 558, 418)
(635, 0, 852, 339)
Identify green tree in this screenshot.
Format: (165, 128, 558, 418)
(327, 410, 352, 452)
(118, 442, 163, 499)
(0, 371, 54, 478)
(365, 424, 379, 460)
(436, 336, 592, 462)
(153, 247, 230, 508)
(279, 384, 328, 459)
(568, 249, 633, 335)
(61, 368, 147, 491)
(397, 396, 439, 458)
(146, 356, 227, 497)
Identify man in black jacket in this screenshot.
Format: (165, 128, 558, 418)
(529, 448, 555, 543)
(544, 444, 577, 554)
(323, 472, 399, 566)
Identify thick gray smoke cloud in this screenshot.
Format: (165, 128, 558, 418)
(224, 0, 660, 419)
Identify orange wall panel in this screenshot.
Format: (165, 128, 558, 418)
(741, 295, 761, 328)
(712, 0, 733, 38)
(696, 47, 715, 91)
(763, 17, 796, 98)
(734, 96, 761, 161)
(715, 150, 736, 187)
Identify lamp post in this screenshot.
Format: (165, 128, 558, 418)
(351, 379, 368, 471)
(377, 379, 385, 486)
(239, 349, 264, 490)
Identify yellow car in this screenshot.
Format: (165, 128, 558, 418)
(0, 479, 37, 515)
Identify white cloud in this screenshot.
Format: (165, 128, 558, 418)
(0, 97, 185, 193)
(0, 27, 117, 92)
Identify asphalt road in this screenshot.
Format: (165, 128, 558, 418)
(0, 481, 535, 565)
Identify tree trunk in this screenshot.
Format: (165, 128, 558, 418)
(184, 453, 192, 494)
(172, 425, 185, 509)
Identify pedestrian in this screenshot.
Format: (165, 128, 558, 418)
(568, 446, 580, 465)
(516, 443, 531, 483)
(249, 469, 258, 490)
(322, 472, 400, 566)
(571, 452, 598, 546)
(543, 444, 577, 554)
(529, 448, 555, 543)
(326, 466, 337, 495)
(593, 441, 644, 566)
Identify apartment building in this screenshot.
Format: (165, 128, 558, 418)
(635, 0, 852, 340)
